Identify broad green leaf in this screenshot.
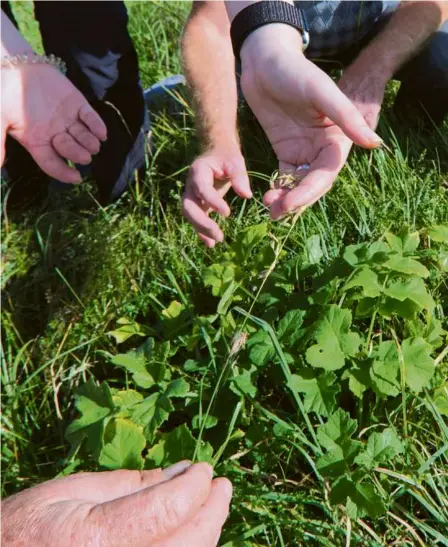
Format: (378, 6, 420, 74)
(316, 447, 347, 478)
(99, 418, 145, 470)
(162, 300, 188, 335)
(164, 378, 190, 398)
(252, 244, 277, 273)
(426, 224, 448, 243)
(287, 370, 339, 416)
(108, 318, 151, 344)
(342, 361, 371, 399)
(130, 393, 173, 442)
(231, 366, 258, 398)
(111, 352, 155, 389)
(65, 379, 114, 458)
(317, 409, 357, 450)
(343, 241, 390, 267)
(233, 223, 268, 263)
(407, 317, 445, 349)
(146, 424, 196, 467)
(305, 234, 323, 264)
(383, 256, 429, 278)
(247, 330, 275, 367)
(344, 267, 382, 298)
(330, 477, 385, 519)
(277, 309, 306, 345)
(306, 306, 361, 371)
(192, 414, 219, 430)
(384, 277, 435, 311)
(386, 228, 419, 255)
(217, 279, 236, 315)
(355, 428, 404, 469)
(402, 337, 435, 392)
(439, 250, 448, 272)
(433, 383, 448, 417)
(379, 297, 422, 320)
(203, 263, 236, 297)
(113, 389, 143, 418)
(370, 341, 400, 397)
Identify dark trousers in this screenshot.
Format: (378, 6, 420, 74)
(1, 1, 148, 203)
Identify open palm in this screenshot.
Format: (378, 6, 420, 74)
(2, 64, 107, 183)
(240, 38, 381, 218)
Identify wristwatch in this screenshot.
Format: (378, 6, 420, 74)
(230, 1, 310, 62)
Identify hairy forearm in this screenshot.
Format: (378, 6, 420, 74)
(353, 0, 448, 80)
(181, 2, 239, 150)
(1, 10, 33, 57)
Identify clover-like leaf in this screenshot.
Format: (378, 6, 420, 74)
(355, 428, 404, 469)
(287, 370, 340, 417)
(306, 306, 361, 371)
(99, 418, 146, 470)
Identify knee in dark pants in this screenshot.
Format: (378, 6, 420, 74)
(394, 22, 448, 126)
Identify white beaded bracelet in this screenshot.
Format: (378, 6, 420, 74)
(1, 52, 67, 74)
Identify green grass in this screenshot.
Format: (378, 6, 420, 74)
(2, 2, 448, 546)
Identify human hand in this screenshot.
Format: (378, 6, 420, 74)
(1, 461, 232, 547)
(239, 25, 383, 219)
(1, 63, 107, 183)
(182, 146, 252, 246)
(338, 63, 388, 130)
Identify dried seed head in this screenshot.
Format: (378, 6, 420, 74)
(229, 331, 248, 358)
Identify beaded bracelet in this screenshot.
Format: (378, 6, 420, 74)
(1, 53, 67, 74)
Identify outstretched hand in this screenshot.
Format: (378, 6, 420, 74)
(240, 24, 383, 219)
(1, 63, 107, 183)
(1, 462, 232, 547)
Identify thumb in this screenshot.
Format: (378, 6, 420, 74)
(313, 76, 382, 149)
(86, 462, 214, 547)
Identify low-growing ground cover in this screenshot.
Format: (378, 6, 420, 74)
(2, 2, 448, 545)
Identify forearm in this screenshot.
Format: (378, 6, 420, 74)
(181, 2, 239, 150)
(351, 1, 448, 80)
(1, 10, 33, 57)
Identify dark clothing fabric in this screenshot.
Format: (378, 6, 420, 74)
(1, 1, 148, 203)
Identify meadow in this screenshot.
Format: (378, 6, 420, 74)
(2, 2, 448, 545)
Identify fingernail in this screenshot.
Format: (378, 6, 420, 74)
(163, 460, 192, 480)
(362, 127, 382, 144)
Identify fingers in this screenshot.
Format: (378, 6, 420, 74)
(0, 123, 5, 167)
(52, 132, 92, 165)
(68, 122, 101, 154)
(53, 461, 192, 503)
(182, 192, 224, 245)
(154, 478, 233, 547)
(189, 161, 230, 216)
(226, 160, 252, 199)
(30, 144, 81, 183)
(312, 75, 382, 149)
(87, 462, 214, 547)
(268, 139, 352, 219)
(79, 103, 107, 142)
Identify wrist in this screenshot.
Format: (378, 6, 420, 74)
(240, 23, 304, 66)
(201, 136, 241, 156)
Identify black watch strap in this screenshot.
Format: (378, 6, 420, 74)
(230, 1, 310, 62)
